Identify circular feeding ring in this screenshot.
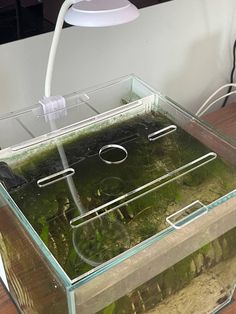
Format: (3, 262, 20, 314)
(72, 217, 131, 267)
(99, 144, 128, 165)
(100, 177, 125, 196)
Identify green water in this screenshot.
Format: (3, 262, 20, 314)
(3, 110, 236, 279)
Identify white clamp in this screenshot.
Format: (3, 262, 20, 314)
(39, 95, 67, 122)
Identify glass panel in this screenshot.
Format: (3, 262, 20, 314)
(0, 75, 152, 149)
(98, 225, 236, 314)
(0, 201, 68, 313)
(0, 93, 235, 283)
(0, 75, 235, 298)
(161, 95, 236, 161)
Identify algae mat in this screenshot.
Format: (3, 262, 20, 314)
(1, 111, 236, 280)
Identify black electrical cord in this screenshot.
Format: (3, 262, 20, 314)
(222, 39, 236, 107)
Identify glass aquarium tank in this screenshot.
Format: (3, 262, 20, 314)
(0, 75, 235, 314)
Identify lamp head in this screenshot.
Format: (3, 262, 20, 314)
(65, 0, 139, 27)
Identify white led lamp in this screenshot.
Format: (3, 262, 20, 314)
(41, 0, 139, 215)
(44, 0, 139, 98)
(65, 0, 139, 27)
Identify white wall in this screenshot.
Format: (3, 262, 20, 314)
(0, 0, 236, 114)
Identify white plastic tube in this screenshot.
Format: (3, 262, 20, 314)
(197, 91, 236, 117)
(196, 83, 236, 117)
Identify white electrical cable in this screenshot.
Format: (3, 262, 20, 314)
(197, 90, 236, 117)
(196, 83, 236, 117)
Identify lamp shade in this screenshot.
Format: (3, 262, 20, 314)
(64, 0, 139, 27)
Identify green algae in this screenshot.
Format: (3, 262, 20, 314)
(0, 110, 235, 280)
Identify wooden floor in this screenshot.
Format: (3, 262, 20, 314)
(0, 279, 19, 314)
(203, 102, 236, 140)
(219, 289, 236, 314)
(0, 103, 235, 314)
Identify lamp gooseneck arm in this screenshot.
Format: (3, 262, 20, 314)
(44, 0, 75, 97)
(44, 0, 86, 214)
